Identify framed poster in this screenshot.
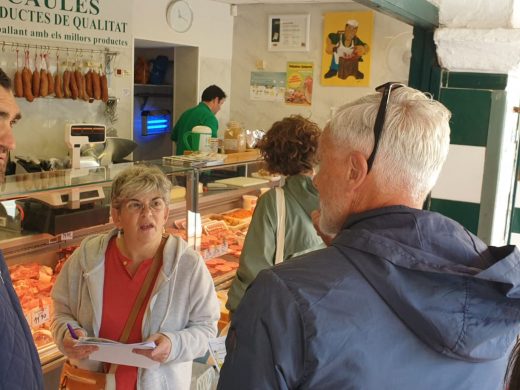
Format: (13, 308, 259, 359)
(285, 62, 313, 106)
(268, 14, 310, 52)
(320, 11, 374, 87)
(250, 72, 286, 102)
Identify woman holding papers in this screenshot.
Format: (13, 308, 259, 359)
(51, 165, 220, 389)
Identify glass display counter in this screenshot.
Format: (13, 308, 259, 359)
(0, 155, 277, 383)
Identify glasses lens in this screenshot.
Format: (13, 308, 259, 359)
(124, 198, 165, 213)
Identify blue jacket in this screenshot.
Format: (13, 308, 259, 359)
(0, 252, 43, 389)
(218, 206, 520, 389)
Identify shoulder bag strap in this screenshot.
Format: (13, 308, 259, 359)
(274, 187, 286, 265)
(107, 235, 166, 374)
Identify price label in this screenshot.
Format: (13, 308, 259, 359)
(61, 232, 74, 241)
(31, 306, 50, 328)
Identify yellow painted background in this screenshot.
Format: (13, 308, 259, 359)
(320, 11, 374, 87)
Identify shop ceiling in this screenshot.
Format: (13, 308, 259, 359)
(211, 0, 352, 3)
(210, 0, 438, 29)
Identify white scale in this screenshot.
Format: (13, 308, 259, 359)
(27, 124, 108, 209)
(65, 123, 106, 169)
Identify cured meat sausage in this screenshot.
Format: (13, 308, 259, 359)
(47, 71, 55, 96)
(69, 70, 78, 100)
(63, 70, 71, 98)
(85, 70, 93, 99)
(100, 73, 108, 103)
(92, 70, 101, 100)
(54, 73, 63, 98)
(22, 67, 34, 102)
(46, 55, 54, 96)
(39, 68, 48, 97)
(14, 70, 23, 98)
(32, 67, 40, 98)
(14, 50, 23, 98)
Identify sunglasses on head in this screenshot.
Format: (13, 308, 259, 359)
(366, 82, 406, 174)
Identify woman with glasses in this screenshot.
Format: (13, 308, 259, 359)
(51, 165, 219, 389)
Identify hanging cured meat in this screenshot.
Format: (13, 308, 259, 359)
(22, 50, 34, 102)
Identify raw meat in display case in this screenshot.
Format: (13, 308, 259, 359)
(7, 245, 78, 348)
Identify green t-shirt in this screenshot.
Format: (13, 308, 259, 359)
(171, 102, 218, 155)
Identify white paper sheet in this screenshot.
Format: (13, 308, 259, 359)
(208, 336, 227, 372)
(76, 338, 159, 369)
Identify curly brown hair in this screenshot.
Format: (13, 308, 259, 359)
(258, 115, 321, 176)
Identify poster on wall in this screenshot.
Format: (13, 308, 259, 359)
(250, 72, 286, 102)
(268, 14, 310, 52)
(285, 62, 313, 106)
(321, 11, 373, 87)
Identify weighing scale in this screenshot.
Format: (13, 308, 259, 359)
(65, 124, 106, 169)
(17, 183, 109, 235)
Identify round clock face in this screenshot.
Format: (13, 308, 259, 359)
(166, 0, 193, 33)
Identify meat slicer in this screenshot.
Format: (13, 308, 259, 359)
(65, 123, 106, 169)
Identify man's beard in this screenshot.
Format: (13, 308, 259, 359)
(319, 200, 345, 238)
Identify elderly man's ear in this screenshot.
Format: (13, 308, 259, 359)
(347, 151, 368, 189)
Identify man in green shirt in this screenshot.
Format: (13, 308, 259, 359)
(171, 85, 227, 155)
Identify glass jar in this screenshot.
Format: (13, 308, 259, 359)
(223, 121, 247, 153)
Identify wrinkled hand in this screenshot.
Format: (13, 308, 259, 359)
(311, 210, 335, 247)
(62, 328, 98, 360)
(133, 333, 172, 364)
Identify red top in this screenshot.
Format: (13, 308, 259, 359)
(99, 237, 159, 389)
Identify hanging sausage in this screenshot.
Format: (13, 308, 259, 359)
(39, 53, 48, 98)
(32, 52, 40, 98)
(22, 50, 34, 102)
(14, 49, 23, 98)
(54, 52, 63, 99)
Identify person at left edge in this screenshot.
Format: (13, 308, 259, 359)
(171, 84, 226, 155)
(0, 68, 44, 390)
(51, 164, 220, 389)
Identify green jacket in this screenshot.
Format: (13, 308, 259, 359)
(226, 175, 324, 313)
(171, 102, 218, 155)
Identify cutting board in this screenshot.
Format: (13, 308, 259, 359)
(214, 176, 269, 187)
(223, 149, 261, 164)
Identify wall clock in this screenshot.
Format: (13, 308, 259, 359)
(166, 0, 193, 33)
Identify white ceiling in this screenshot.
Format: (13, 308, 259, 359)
(211, 0, 352, 3)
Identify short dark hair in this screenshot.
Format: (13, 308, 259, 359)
(0, 68, 12, 90)
(201, 85, 226, 102)
(259, 115, 321, 176)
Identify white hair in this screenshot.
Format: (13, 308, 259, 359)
(328, 86, 451, 202)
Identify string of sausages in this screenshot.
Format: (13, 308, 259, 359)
(13, 49, 108, 103)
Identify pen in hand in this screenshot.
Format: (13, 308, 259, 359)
(67, 323, 79, 340)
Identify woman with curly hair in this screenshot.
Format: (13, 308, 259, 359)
(226, 115, 324, 314)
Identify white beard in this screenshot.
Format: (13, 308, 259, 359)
(319, 199, 346, 237)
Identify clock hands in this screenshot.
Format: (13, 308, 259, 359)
(177, 9, 188, 22)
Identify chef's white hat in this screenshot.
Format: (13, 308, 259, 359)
(346, 19, 359, 27)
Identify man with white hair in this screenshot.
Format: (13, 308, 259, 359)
(218, 83, 520, 389)
(324, 19, 369, 79)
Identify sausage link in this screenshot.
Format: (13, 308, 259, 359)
(32, 68, 40, 98)
(47, 71, 55, 96)
(39, 69, 48, 97)
(54, 73, 63, 98)
(63, 70, 71, 98)
(22, 67, 34, 102)
(14, 71, 23, 98)
(100, 74, 108, 103)
(92, 71, 101, 100)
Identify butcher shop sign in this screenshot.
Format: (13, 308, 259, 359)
(0, 0, 130, 47)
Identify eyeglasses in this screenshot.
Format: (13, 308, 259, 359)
(123, 198, 166, 214)
(366, 82, 405, 174)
